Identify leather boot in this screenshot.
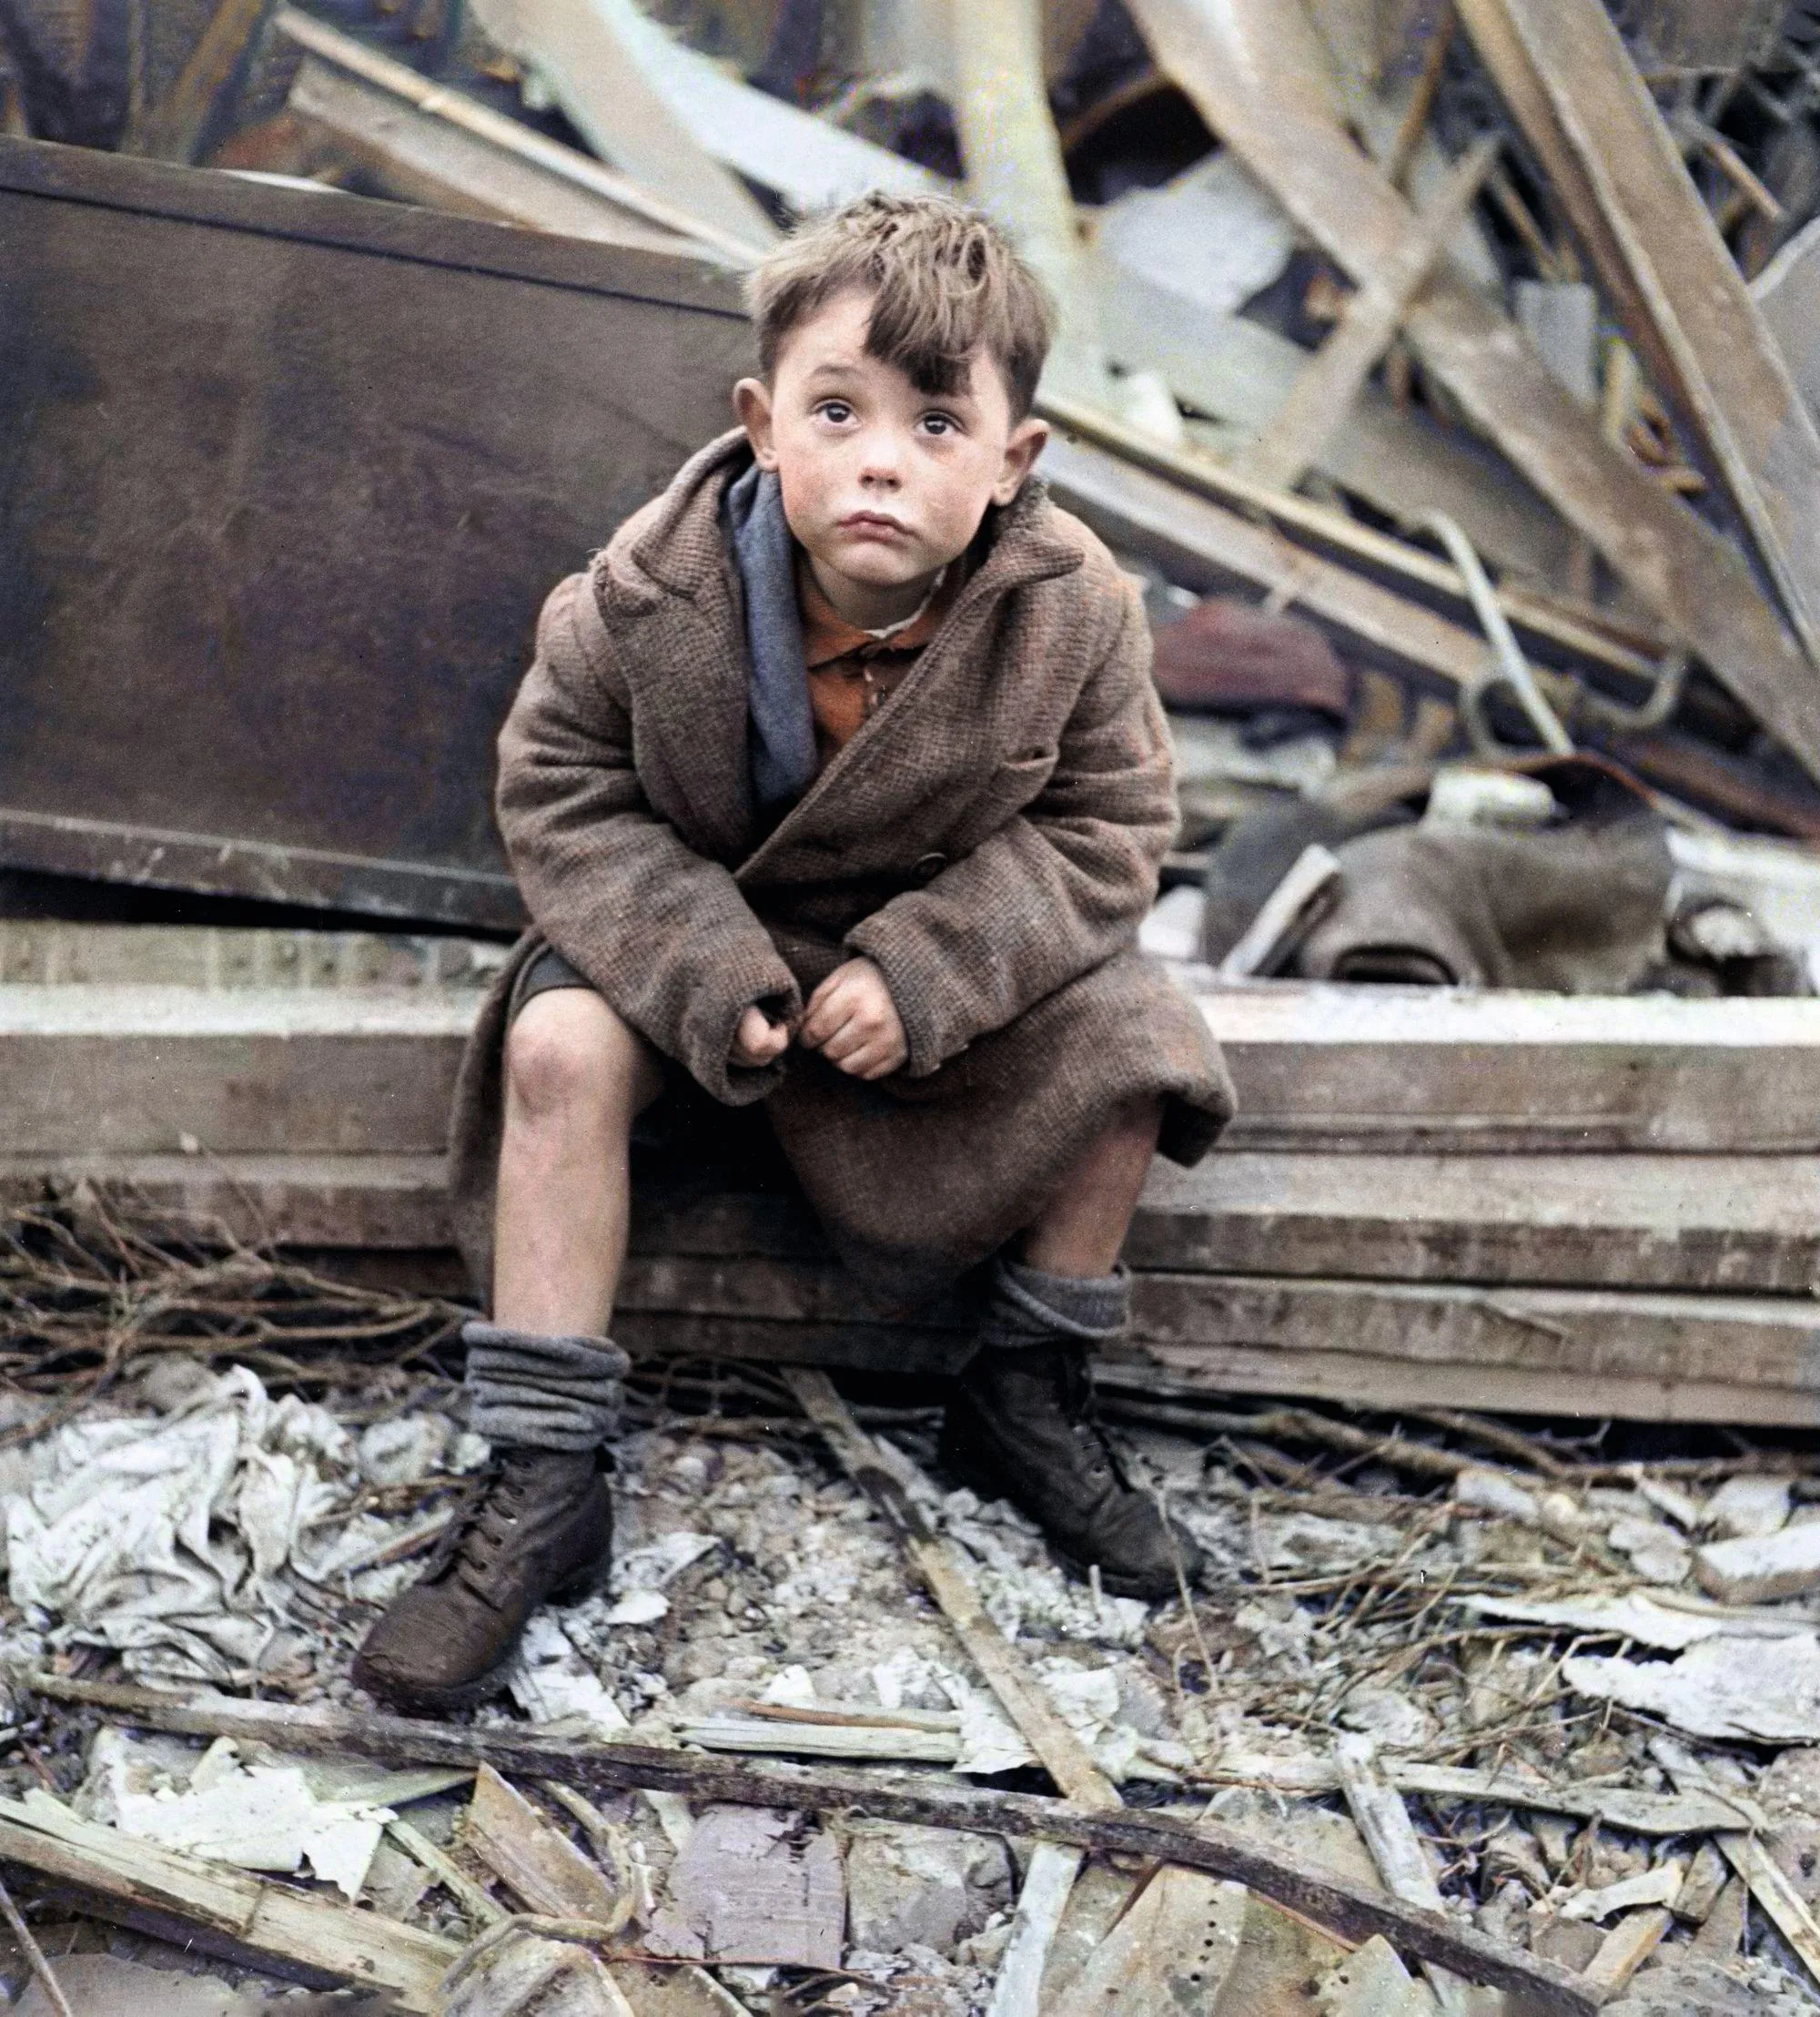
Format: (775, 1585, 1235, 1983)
(941, 1343, 1204, 1601)
(352, 1448, 612, 1713)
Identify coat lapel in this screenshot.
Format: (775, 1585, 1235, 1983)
(735, 482, 1082, 884)
(601, 433, 755, 862)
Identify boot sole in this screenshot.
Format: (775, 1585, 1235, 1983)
(351, 1549, 612, 1715)
(940, 1415, 1185, 1604)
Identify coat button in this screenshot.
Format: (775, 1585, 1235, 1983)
(913, 851, 947, 883)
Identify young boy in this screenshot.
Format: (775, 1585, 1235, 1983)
(354, 195, 1234, 1712)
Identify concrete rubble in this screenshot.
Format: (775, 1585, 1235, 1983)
(0, 1241, 1807, 2008)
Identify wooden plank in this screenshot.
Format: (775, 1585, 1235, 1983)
(1199, 985, 1820, 1155)
(273, 7, 742, 258)
(288, 57, 693, 257)
(463, 1764, 622, 1921)
(29, 1679, 1603, 2015)
(1336, 1738, 1471, 2015)
(0, 989, 470, 1157)
(466, 0, 775, 250)
(1121, 0, 1820, 784)
(1457, 0, 1820, 665)
(1091, 259, 1582, 589)
(26, 1146, 1820, 1299)
(1128, 1152, 1820, 1292)
(1237, 136, 1500, 492)
(0, 1799, 456, 2011)
(614, 1257, 1820, 1424)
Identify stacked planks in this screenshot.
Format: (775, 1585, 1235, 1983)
(8, 954, 1820, 1425)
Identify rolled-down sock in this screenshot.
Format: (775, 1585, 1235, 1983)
(462, 1321, 631, 1453)
(976, 1253, 1129, 1350)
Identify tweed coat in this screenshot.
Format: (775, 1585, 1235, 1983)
(449, 429, 1234, 1307)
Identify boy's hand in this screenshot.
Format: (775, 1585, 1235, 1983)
(730, 1005, 790, 1069)
(799, 958, 907, 1079)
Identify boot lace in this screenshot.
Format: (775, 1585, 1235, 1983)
(1058, 1353, 1128, 1493)
(424, 1452, 538, 1594)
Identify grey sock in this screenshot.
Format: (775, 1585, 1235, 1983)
(462, 1322, 631, 1453)
(977, 1254, 1130, 1350)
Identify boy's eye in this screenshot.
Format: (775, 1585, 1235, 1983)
(921, 411, 960, 436)
(815, 400, 854, 424)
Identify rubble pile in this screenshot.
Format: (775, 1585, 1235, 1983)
(0, 1214, 1810, 2009)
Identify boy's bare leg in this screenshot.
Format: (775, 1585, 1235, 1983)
(493, 988, 666, 1333)
(944, 1095, 1204, 1598)
(1019, 1097, 1162, 1278)
(354, 986, 661, 1713)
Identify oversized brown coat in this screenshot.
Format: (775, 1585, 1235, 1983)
(450, 430, 1233, 1308)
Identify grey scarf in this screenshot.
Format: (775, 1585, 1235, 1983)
(725, 462, 817, 810)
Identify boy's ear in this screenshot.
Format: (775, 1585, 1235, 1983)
(734, 378, 779, 470)
(993, 416, 1050, 505)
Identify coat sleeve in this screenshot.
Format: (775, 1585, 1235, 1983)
(844, 577, 1173, 1078)
(496, 572, 800, 1103)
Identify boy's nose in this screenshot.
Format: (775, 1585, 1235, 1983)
(857, 430, 905, 488)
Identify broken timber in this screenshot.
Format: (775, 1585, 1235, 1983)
(1235, 135, 1501, 492)
(1123, 0, 1820, 786)
(1456, 0, 1820, 665)
(0, 1795, 457, 2009)
(25, 1678, 1603, 2014)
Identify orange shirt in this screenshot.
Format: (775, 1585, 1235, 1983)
(797, 554, 962, 772)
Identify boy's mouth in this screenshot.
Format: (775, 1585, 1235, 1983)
(839, 511, 911, 539)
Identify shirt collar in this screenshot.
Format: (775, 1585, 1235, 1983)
(796, 552, 957, 670)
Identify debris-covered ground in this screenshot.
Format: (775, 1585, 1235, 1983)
(0, 1206, 1815, 2012)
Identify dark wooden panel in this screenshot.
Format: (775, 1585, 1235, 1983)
(0, 137, 750, 925)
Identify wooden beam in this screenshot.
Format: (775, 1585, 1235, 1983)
(0, 1799, 456, 2009)
(1456, 0, 1820, 667)
(272, 7, 752, 261)
(11, 979, 1820, 1171)
(1122, 0, 1820, 785)
(287, 57, 693, 257)
(465, 0, 777, 250)
(783, 1370, 1119, 1810)
(1090, 256, 1582, 586)
(132, 0, 269, 164)
(24, 1144, 1820, 1300)
(25, 1678, 1603, 2014)
(1107, 1272, 1820, 1426)
(1237, 136, 1499, 491)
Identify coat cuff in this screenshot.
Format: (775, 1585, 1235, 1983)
(675, 947, 802, 1103)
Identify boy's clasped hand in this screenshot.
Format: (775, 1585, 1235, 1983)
(730, 955, 907, 1079)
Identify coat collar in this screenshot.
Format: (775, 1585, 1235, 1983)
(592, 427, 1086, 864)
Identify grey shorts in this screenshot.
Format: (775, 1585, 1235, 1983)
(509, 945, 787, 1185)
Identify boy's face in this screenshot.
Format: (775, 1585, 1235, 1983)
(734, 289, 1048, 628)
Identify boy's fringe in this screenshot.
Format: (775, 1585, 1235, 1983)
(744, 193, 1055, 418)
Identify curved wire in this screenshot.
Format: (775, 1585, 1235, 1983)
(1421, 511, 1574, 755)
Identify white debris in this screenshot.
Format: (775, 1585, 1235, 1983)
(1695, 1521, 1820, 1605)
(510, 1610, 632, 1734)
(6, 1368, 356, 1680)
(1559, 1860, 1687, 1921)
(1564, 1632, 1820, 1741)
(357, 1413, 450, 1486)
(1469, 1589, 1809, 1649)
(108, 1737, 391, 1900)
(1452, 1468, 1540, 1522)
(1705, 1475, 1792, 1539)
(1607, 1515, 1693, 1585)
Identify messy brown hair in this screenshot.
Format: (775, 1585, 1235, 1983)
(744, 193, 1055, 420)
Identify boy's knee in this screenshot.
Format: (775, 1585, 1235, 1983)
(504, 990, 650, 1122)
